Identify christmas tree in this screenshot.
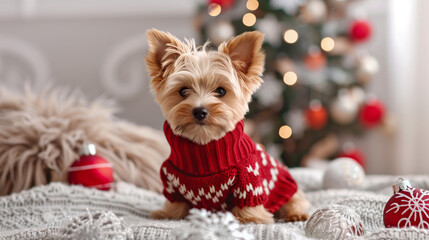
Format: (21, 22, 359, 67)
(195, 0, 386, 168)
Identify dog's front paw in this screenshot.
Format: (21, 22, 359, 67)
(235, 216, 274, 224)
(284, 213, 308, 222)
(150, 209, 170, 219)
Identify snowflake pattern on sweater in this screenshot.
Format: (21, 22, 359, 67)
(161, 121, 298, 212)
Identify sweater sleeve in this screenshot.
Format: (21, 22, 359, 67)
(231, 157, 268, 209)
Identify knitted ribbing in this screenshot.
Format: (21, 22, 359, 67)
(164, 120, 255, 175)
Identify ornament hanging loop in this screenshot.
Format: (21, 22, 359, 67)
(393, 178, 411, 194)
(81, 143, 97, 156)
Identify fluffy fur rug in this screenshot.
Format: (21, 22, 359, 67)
(0, 88, 169, 196)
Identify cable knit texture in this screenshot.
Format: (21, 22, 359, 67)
(161, 120, 298, 212)
(2, 169, 429, 239)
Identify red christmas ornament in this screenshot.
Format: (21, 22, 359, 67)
(349, 20, 372, 42)
(304, 51, 327, 70)
(209, 0, 234, 9)
(306, 100, 328, 130)
(68, 144, 113, 191)
(383, 178, 429, 229)
(337, 148, 366, 169)
(359, 99, 385, 128)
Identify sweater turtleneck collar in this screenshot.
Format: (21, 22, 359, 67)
(164, 120, 256, 175)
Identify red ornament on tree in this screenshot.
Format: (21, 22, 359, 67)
(337, 144, 366, 169)
(383, 178, 429, 229)
(306, 100, 328, 130)
(349, 20, 372, 42)
(359, 99, 385, 128)
(209, 0, 234, 9)
(68, 143, 113, 191)
(304, 50, 327, 70)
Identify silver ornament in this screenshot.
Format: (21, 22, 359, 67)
(356, 54, 379, 84)
(255, 74, 283, 107)
(305, 204, 365, 239)
(330, 89, 359, 124)
(207, 21, 235, 46)
(173, 209, 253, 240)
(322, 157, 365, 189)
(255, 14, 282, 46)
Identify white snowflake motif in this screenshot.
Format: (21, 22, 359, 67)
(173, 209, 254, 240)
(386, 188, 429, 228)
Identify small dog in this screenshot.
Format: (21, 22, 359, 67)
(145, 29, 310, 223)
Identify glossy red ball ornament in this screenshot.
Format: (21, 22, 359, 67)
(359, 99, 385, 128)
(384, 178, 429, 229)
(306, 100, 328, 130)
(68, 144, 113, 191)
(337, 148, 366, 169)
(349, 20, 372, 42)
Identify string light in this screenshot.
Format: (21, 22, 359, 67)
(208, 3, 221, 17)
(283, 71, 298, 85)
(283, 29, 298, 44)
(246, 0, 259, 11)
(279, 125, 293, 139)
(242, 13, 256, 27)
(321, 37, 335, 52)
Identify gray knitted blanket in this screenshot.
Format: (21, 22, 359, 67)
(1, 168, 429, 239)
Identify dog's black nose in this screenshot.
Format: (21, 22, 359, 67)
(192, 107, 208, 121)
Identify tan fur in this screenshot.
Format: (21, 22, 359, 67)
(145, 29, 265, 145)
(145, 29, 310, 223)
(275, 190, 310, 222)
(231, 205, 274, 224)
(0, 88, 169, 195)
(151, 200, 190, 220)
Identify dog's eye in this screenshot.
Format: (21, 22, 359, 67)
(179, 87, 188, 97)
(215, 87, 226, 97)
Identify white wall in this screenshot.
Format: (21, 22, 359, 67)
(0, 0, 204, 131)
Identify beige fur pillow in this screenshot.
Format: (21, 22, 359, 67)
(0, 88, 168, 196)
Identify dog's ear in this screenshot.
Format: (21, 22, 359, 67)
(218, 31, 265, 94)
(145, 29, 187, 91)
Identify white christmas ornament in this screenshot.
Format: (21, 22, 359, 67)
(256, 14, 282, 46)
(301, 0, 327, 23)
(330, 89, 359, 124)
(255, 74, 283, 107)
(357, 54, 379, 84)
(207, 21, 235, 46)
(323, 157, 365, 189)
(271, 0, 306, 14)
(305, 204, 365, 239)
(173, 208, 253, 240)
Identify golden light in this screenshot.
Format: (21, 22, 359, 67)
(283, 29, 299, 44)
(283, 71, 298, 85)
(279, 125, 293, 139)
(246, 0, 259, 11)
(208, 3, 221, 17)
(321, 37, 335, 52)
(242, 13, 256, 27)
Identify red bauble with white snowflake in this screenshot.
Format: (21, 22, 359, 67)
(68, 144, 113, 191)
(383, 178, 429, 229)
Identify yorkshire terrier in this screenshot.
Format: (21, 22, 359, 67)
(145, 29, 310, 224)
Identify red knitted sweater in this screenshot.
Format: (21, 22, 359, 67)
(160, 120, 298, 213)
